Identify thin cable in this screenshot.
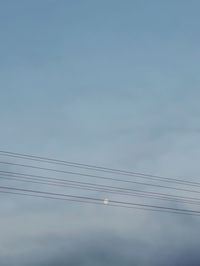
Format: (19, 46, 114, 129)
(0, 186, 200, 215)
(0, 150, 199, 187)
(3, 170, 200, 202)
(1, 161, 200, 195)
(0, 172, 200, 205)
(2, 174, 200, 206)
(1, 190, 200, 217)
(1, 185, 200, 215)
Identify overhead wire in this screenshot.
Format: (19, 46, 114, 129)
(0, 150, 199, 187)
(2, 150, 200, 217)
(1, 161, 200, 195)
(1, 185, 200, 216)
(2, 169, 200, 201)
(2, 190, 200, 217)
(2, 175, 200, 206)
(2, 173, 200, 206)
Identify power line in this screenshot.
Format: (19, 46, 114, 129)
(0, 150, 199, 187)
(3, 174, 200, 206)
(2, 190, 200, 217)
(1, 185, 200, 216)
(2, 173, 200, 206)
(1, 150, 200, 217)
(2, 170, 200, 201)
(1, 161, 200, 195)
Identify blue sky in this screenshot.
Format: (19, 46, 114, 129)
(0, 0, 200, 167)
(1, 1, 200, 265)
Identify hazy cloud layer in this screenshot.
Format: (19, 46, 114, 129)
(1, 229, 200, 266)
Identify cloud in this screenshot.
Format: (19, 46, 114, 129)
(1, 228, 200, 266)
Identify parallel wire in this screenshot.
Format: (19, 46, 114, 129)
(0, 150, 199, 187)
(2, 190, 200, 217)
(1, 161, 200, 195)
(2, 170, 200, 201)
(2, 151, 200, 216)
(2, 174, 200, 206)
(1, 185, 200, 216)
(2, 175, 200, 206)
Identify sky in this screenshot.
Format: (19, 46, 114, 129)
(1, 0, 200, 265)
